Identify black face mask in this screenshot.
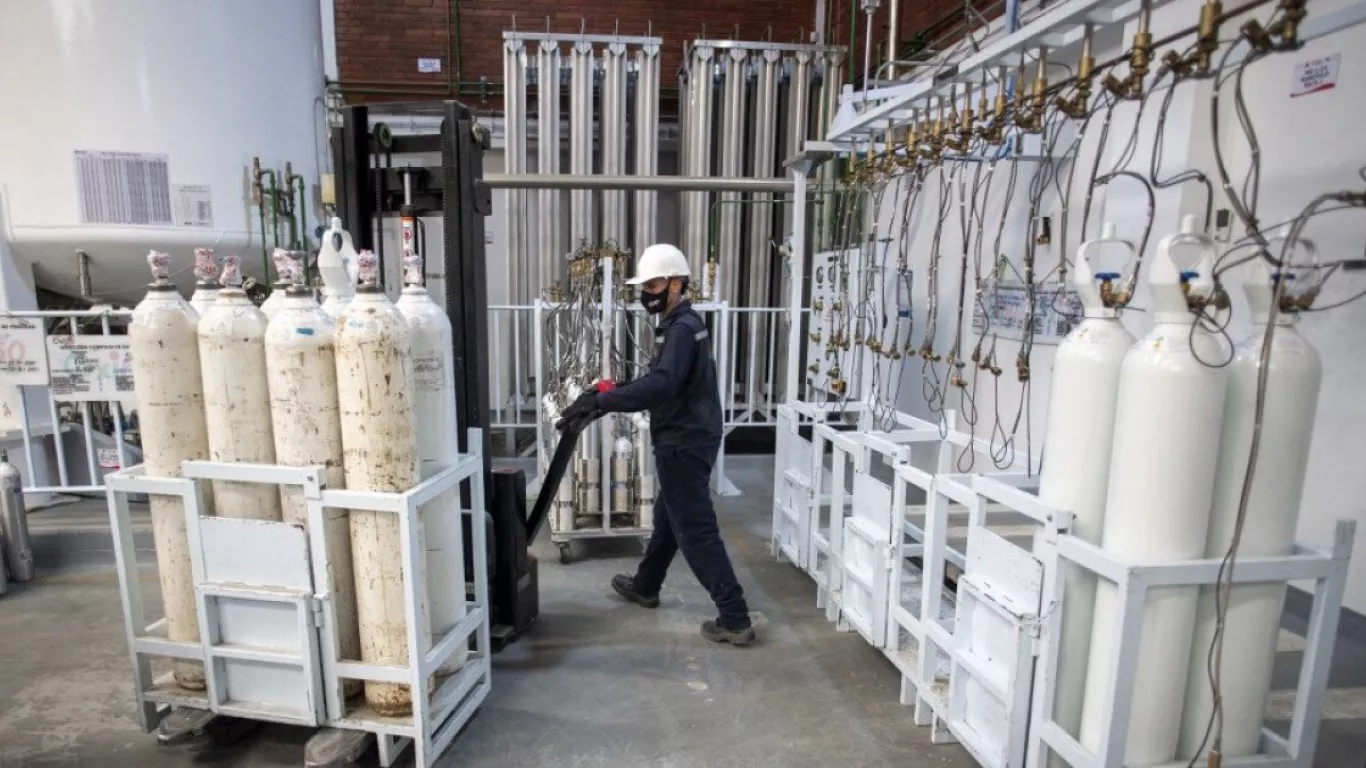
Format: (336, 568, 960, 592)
(641, 286, 668, 314)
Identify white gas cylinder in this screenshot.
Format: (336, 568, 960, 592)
(188, 248, 220, 318)
(1035, 223, 1137, 752)
(394, 252, 466, 674)
(261, 248, 300, 320)
(318, 218, 360, 319)
(336, 251, 424, 716)
(264, 282, 363, 684)
(197, 255, 282, 520)
(1079, 215, 1230, 767)
(1178, 257, 1323, 760)
(128, 251, 215, 689)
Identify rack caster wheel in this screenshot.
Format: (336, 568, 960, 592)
(557, 543, 572, 565)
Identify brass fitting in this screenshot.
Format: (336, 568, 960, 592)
(1016, 353, 1031, 382)
(1240, 19, 1274, 52)
(831, 378, 847, 395)
(813, 299, 825, 311)
(808, 362, 821, 374)
(1194, 0, 1223, 76)
(1107, 4, 1153, 98)
(810, 330, 823, 343)
(1056, 27, 1095, 118)
(1268, 0, 1307, 49)
(1162, 49, 1196, 79)
(1015, 50, 1048, 133)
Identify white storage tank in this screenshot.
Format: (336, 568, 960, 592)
(1035, 223, 1136, 753)
(1079, 216, 1230, 767)
(336, 251, 424, 716)
(198, 255, 281, 520)
(394, 253, 466, 675)
(128, 251, 214, 690)
(0, 0, 325, 303)
(1178, 257, 1323, 760)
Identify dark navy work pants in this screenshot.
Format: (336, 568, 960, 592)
(632, 441, 751, 628)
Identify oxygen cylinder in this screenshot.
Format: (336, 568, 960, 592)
(129, 251, 214, 689)
(611, 436, 634, 514)
(1079, 215, 1230, 767)
(1178, 258, 1323, 760)
(394, 251, 466, 675)
(264, 281, 362, 687)
(198, 255, 282, 520)
(1035, 223, 1137, 753)
(0, 453, 34, 582)
(188, 247, 220, 317)
(336, 250, 424, 716)
(633, 413, 654, 528)
(318, 217, 360, 319)
(261, 248, 300, 320)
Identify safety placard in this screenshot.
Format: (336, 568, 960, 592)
(970, 281, 1081, 345)
(1291, 53, 1340, 98)
(0, 318, 50, 385)
(45, 335, 136, 403)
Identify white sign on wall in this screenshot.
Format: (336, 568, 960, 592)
(1291, 53, 1340, 98)
(0, 318, 49, 386)
(45, 335, 136, 403)
(418, 57, 442, 74)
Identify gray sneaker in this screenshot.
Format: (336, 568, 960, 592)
(611, 574, 660, 608)
(701, 619, 756, 646)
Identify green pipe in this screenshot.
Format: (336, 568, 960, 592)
(260, 169, 281, 252)
(252, 158, 269, 275)
(451, 0, 463, 83)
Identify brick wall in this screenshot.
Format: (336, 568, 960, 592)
(334, 0, 823, 106)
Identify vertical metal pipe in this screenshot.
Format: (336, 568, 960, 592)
(538, 41, 562, 287)
(633, 43, 661, 256)
(685, 44, 715, 281)
(602, 43, 627, 246)
(747, 49, 781, 403)
(887, 0, 900, 79)
(570, 41, 594, 247)
(717, 47, 749, 305)
(503, 37, 529, 408)
(784, 166, 808, 404)
(784, 50, 814, 242)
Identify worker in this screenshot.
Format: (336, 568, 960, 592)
(556, 243, 756, 646)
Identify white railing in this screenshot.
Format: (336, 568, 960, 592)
(0, 309, 140, 498)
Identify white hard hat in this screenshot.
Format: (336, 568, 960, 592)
(626, 243, 691, 285)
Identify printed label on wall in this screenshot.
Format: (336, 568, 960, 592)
(417, 57, 442, 73)
(45, 335, 136, 403)
(1291, 53, 1340, 98)
(74, 150, 174, 226)
(0, 318, 49, 386)
(970, 281, 1081, 345)
(172, 184, 214, 227)
(412, 353, 446, 393)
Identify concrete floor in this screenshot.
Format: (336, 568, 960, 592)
(0, 456, 1362, 767)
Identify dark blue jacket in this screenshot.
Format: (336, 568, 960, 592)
(596, 300, 723, 448)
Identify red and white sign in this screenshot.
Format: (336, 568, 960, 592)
(0, 318, 48, 386)
(1291, 53, 1340, 98)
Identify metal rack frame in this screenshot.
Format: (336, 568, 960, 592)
(105, 430, 492, 768)
(1030, 515, 1356, 768)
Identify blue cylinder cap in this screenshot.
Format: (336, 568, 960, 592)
(1094, 271, 1121, 280)
(1270, 273, 1296, 282)
(1179, 270, 1200, 281)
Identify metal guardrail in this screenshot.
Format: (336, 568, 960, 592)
(0, 309, 139, 497)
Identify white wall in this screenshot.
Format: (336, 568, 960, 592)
(879, 0, 1366, 611)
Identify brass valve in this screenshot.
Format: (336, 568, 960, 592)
(1106, 4, 1153, 98)
(1194, 0, 1223, 76)
(1240, 19, 1275, 52)
(831, 378, 847, 395)
(1016, 354, 1031, 382)
(832, 300, 844, 312)
(1162, 49, 1196, 79)
(808, 362, 821, 374)
(1269, 0, 1307, 48)
(1015, 50, 1048, 133)
(810, 330, 823, 343)
(1056, 27, 1095, 118)
(813, 299, 825, 311)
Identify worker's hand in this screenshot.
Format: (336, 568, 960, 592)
(555, 391, 600, 431)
